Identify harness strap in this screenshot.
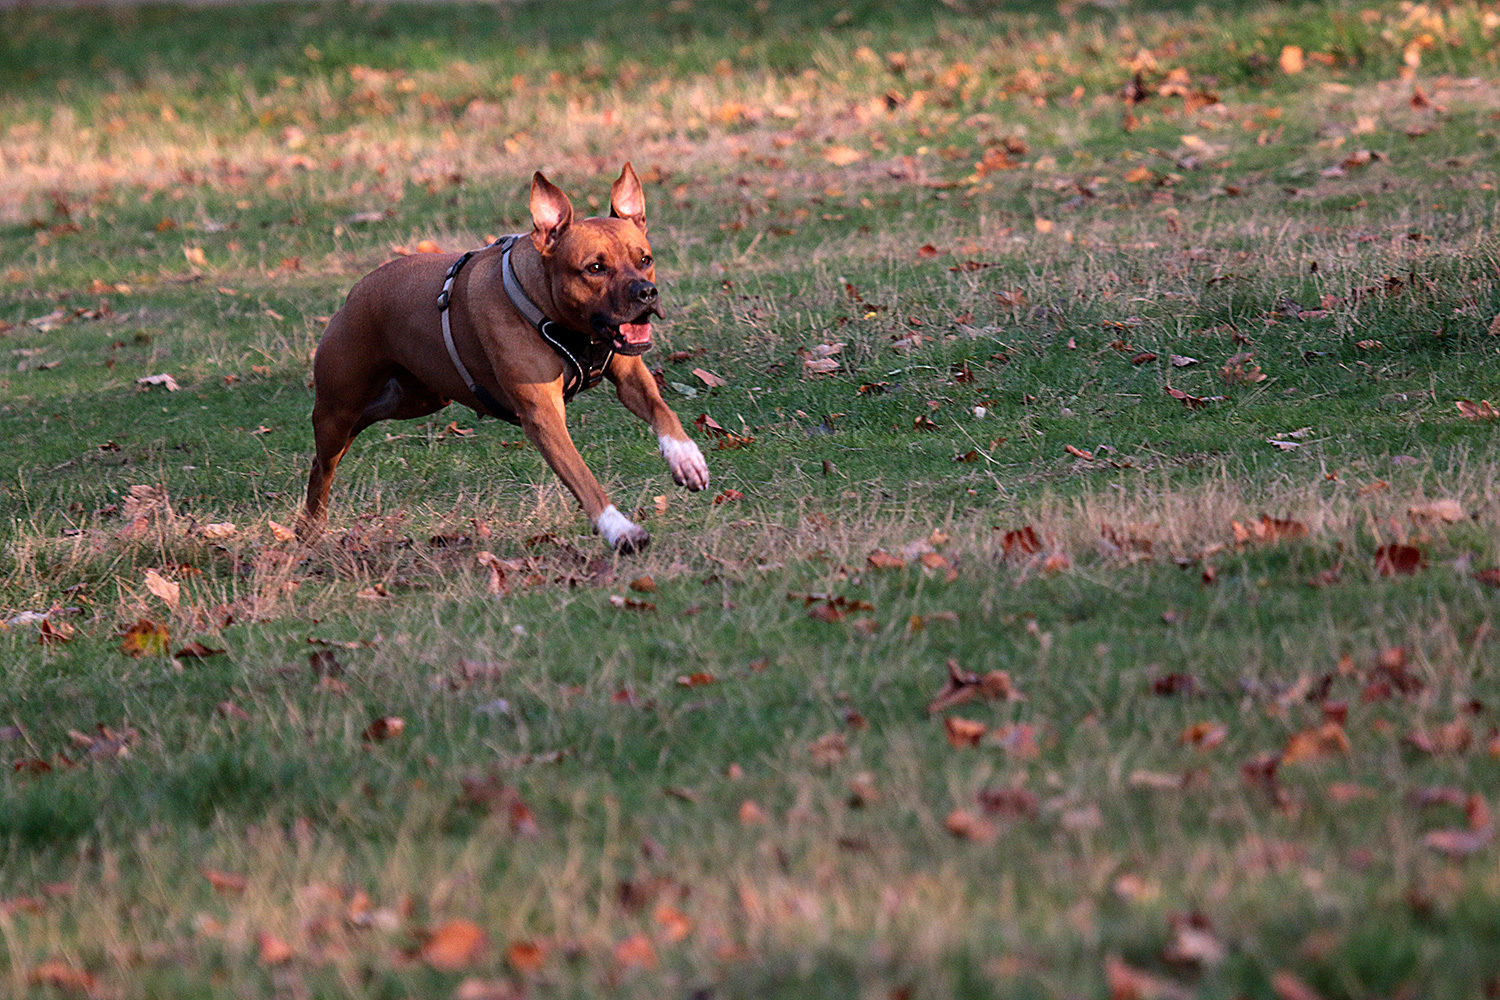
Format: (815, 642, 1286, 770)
(500, 238, 613, 400)
(438, 246, 511, 419)
(437, 235, 613, 418)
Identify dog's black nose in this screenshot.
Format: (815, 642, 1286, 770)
(630, 281, 658, 306)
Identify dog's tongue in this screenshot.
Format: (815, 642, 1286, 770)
(618, 321, 652, 345)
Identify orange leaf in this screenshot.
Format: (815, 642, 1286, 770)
(202, 868, 247, 895)
(867, 549, 906, 570)
(422, 919, 487, 971)
(613, 932, 658, 969)
(943, 716, 987, 748)
(506, 940, 547, 973)
(1456, 399, 1499, 420)
(28, 960, 97, 994)
(258, 930, 294, 966)
(654, 903, 692, 942)
(1280, 721, 1350, 765)
(1278, 46, 1305, 74)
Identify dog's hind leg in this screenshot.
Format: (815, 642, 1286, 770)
(300, 372, 448, 534)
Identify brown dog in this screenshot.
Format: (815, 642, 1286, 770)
(301, 163, 708, 551)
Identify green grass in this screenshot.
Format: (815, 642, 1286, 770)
(2, 0, 1500, 997)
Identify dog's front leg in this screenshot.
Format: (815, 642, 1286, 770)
(514, 386, 650, 553)
(608, 355, 710, 492)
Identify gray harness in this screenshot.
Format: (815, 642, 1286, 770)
(437, 234, 613, 422)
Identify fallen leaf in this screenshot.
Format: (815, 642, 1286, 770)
(506, 940, 547, 973)
(1375, 543, 1423, 576)
(654, 902, 693, 942)
(691, 367, 726, 388)
(1104, 954, 1194, 1000)
(1278, 45, 1305, 74)
(1280, 721, 1350, 765)
(928, 659, 1023, 713)
(944, 809, 998, 843)
(362, 716, 405, 743)
(422, 919, 487, 971)
(943, 716, 987, 748)
(1270, 970, 1327, 1000)
(867, 549, 907, 570)
(258, 930, 294, 966)
(136, 373, 180, 391)
(28, 960, 97, 994)
(143, 568, 181, 610)
(120, 619, 169, 657)
(37, 619, 74, 645)
(822, 145, 864, 167)
(202, 868, 248, 895)
(1064, 443, 1094, 460)
(737, 799, 767, 825)
(613, 933, 658, 969)
(267, 520, 297, 543)
(200, 522, 237, 540)
(1408, 499, 1464, 523)
(1456, 399, 1499, 420)
(174, 641, 225, 659)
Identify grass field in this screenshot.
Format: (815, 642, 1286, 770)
(3, 0, 1500, 997)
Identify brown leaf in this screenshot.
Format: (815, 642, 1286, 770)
(737, 799, 768, 825)
(613, 932, 658, 969)
(675, 672, 715, 687)
(1181, 721, 1227, 750)
(506, 940, 547, 973)
(1280, 721, 1350, 765)
(1064, 443, 1094, 460)
(807, 602, 846, 624)
(1455, 399, 1500, 420)
(943, 717, 987, 748)
(944, 809, 998, 843)
(999, 525, 1042, 558)
(1408, 499, 1464, 523)
(258, 930, 294, 966)
(174, 641, 225, 659)
(1104, 954, 1194, 1000)
(1375, 543, 1423, 576)
(866, 549, 907, 570)
(1270, 970, 1327, 1000)
(37, 619, 74, 645)
(143, 568, 181, 610)
(628, 575, 658, 593)
(28, 960, 97, 994)
(422, 919, 487, 971)
(362, 716, 405, 743)
(202, 868, 248, 895)
(691, 367, 726, 388)
(1278, 45, 1305, 74)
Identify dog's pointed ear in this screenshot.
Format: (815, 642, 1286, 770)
(529, 172, 574, 255)
(609, 162, 647, 234)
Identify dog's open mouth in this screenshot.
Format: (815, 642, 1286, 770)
(596, 314, 656, 356)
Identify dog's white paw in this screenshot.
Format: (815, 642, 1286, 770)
(659, 435, 709, 492)
(596, 505, 650, 554)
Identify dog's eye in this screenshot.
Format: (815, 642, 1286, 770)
(585, 261, 606, 275)
(640, 254, 652, 269)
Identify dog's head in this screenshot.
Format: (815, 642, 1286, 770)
(528, 164, 660, 356)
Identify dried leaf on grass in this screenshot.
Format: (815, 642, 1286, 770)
(120, 619, 169, 657)
(928, 658, 1023, 713)
(422, 919, 487, 970)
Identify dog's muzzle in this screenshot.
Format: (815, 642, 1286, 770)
(598, 281, 661, 356)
